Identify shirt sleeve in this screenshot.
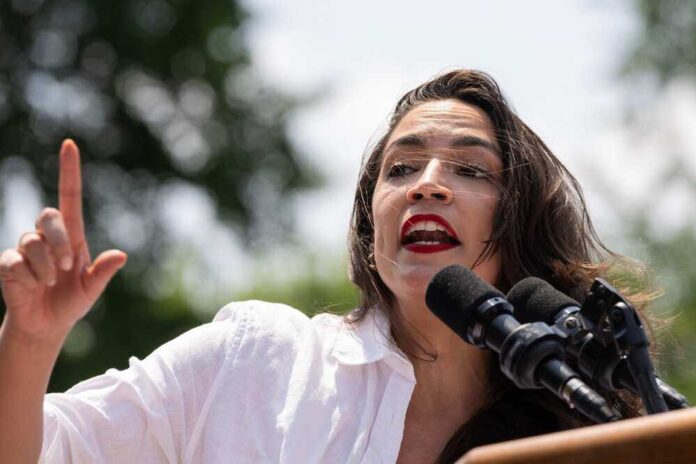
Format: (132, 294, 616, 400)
(39, 301, 250, 464)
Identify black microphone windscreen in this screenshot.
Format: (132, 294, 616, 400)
(425, 264, 504, 333)
(507, 277, 579, 323)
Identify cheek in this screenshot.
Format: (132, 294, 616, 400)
(372, 219, 396, 267)
(371, 189, 407, 289)
(371, 185, 402, 247)
(457, 187, 500, 232)
(481, 201, 499, 231)
(453, 179, 501, 202)
(476, 251, 501, 286)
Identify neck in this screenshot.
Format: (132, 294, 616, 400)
(392, 296, 492, 417)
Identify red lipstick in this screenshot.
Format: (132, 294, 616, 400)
(401, 214, 460, 254)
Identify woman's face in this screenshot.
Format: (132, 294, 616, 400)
(372, 99, 503, 303)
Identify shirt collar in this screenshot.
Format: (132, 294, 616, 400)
(332, 308, 415, 380)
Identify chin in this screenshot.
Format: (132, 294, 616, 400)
(387, 264, 444, 299)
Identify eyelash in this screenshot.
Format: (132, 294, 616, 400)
(456, 165, 490, 178)
(386, 164, 416, 177)
(386, 163, 490, 179)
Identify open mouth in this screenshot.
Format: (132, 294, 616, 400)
(400, 214, 461, 251)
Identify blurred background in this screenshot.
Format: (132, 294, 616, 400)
(1, 0, 696, 403)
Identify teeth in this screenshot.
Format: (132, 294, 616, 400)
(405, 220, 450, 236)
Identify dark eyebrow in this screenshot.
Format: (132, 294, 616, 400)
(385, 134, 427, 152)
(450, 135, 501, 155)
(384, 133, 501, 157)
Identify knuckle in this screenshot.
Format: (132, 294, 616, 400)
(19, 232, 43, 250)
(36, 207, 61, 229)
(40, 207, 61, 222)
(0, 251, 21, 275)
(0, 250, 13, 272)
(8, 258, 24, 273)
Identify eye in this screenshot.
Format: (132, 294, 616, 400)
(456, 164, 490, 179)
(386, 163, 416, 178)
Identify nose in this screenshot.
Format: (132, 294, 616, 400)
(406, 160, 453, 204)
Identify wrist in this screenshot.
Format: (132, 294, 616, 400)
(0, 317, 71, 354)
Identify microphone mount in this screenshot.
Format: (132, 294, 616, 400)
(509, 277, 689, 412)
(583, 278, 669, 414)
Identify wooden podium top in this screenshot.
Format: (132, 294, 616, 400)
(458, 407, 696, 464)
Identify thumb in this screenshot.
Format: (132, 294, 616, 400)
(83, 249, 127, 301)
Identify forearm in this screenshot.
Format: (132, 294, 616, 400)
(0, 320, 68, 464)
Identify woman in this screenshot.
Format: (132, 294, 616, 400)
(0, 70, 648, 463)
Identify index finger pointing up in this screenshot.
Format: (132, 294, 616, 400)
(58, 139, 86, 253)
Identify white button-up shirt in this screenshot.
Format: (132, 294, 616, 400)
(41, 300, 417, 463)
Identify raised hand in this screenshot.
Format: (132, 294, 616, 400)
(0, 139, 127, 341)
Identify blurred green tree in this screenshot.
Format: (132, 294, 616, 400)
(623, 0, 696, 82)
(236, 254, 358, 318)
(0, 0, 319, 391)
(622, 0, 696, 401)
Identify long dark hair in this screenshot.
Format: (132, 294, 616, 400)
(346, 69, 654, 462)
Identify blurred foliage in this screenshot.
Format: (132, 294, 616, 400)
(236, 257, 358, 318)
(623, 0, 696, 82)
(0, 0, 320, 392)
(623, 0, 696, 402)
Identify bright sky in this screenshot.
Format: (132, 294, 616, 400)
(240, 0, 696, 256)
(241, 0, 639, 250)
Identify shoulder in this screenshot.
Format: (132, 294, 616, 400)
(211, 300, 346, 359)
(214, 299, 347, 331)
(214, 299, 311, 329)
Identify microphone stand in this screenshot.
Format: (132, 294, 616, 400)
(543, 279, 687, 411)
(583, 279, 669, 414)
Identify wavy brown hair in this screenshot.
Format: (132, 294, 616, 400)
(346, 69, 654, 462)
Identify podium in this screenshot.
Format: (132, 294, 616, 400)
(458, 408, 696, 464)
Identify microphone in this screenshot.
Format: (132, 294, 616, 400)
(507, 277, 686, 412)
(425, 264, 619, 424)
